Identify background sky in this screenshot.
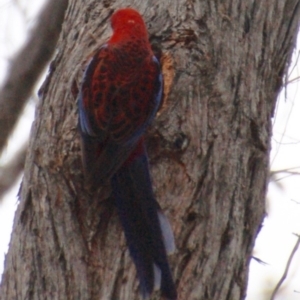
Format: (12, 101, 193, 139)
(1, 1, 300, 299)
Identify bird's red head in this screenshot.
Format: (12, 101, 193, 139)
(109, 8, 149, 43)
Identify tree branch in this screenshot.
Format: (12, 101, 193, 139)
(0, 0, 69, 154)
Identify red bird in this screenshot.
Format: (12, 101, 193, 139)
(78, 8, 177, 299)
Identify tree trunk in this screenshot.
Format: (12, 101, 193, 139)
(1, 1, 299, 299)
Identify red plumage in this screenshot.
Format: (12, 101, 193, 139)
(79, 8, 162, 188)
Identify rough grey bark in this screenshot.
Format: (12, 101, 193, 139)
(1, 1, 299, 300)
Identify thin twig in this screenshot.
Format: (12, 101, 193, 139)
(271, 166, 300, 175)
(269, 167, 300, 183)
(251, 256, 269, 266)
(272, 172, 300, 182)
(270, 234, 300, 300)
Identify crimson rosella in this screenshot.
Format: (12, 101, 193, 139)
(78, 8, 177, 299)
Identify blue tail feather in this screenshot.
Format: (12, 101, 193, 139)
(111, 147, 177, 299)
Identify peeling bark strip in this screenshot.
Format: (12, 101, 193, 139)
(1, 1, 300, 300)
